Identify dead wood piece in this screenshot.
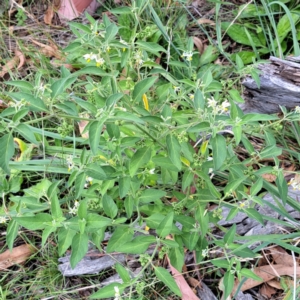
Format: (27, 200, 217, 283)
(58, 253, 126, 276)
(196, 281, 218, 300)
(241, 56, 300, 113)
(217, 186, 300, 245)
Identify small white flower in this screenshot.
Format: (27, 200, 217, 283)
(84, 176, 93, 188)
(202, 247, 209, 257)
(173, 86, 180, 93)
(66, 155, 75, 171)
(289, 177, 300, 190)
(114, 286, 121, 300)
(207, 97, 217, 108)
(182, 51, 193, 61)
(149, 168, 155, 174)
(83, 53, 97, 62)
(95, 56, 105, 67)
(69, 201, 79, 215)
(295, 106, 300, 113)
(0, 216, 8, 224)
(188, 93, 194, 100)
(219, 100, 230, 113)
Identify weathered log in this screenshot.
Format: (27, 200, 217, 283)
(241, 56, 300, 113)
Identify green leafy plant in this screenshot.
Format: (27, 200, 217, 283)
(1, 1, 300, 298)
(221, 0, 300, 62)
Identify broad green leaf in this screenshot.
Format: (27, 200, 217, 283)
(135, 41, 166, 55)
(154, 267, 181, 297)
(166, 135, 182, 170)
(85, 164, 107, 180)
(90, 283, 127, 299)
(245, 208, 264, 225)
(78, 200, 87, 220)
(114, 235, 156, 254)
(152, 156, 179, 171)
(14, 213, 52, 230)
(277, 13, 300, 41)
(223, 271, 235, 300)
(15, 124, 38, 144)
(222, 22, 264, 47)
(42, 226, 56, 247)
(132, 77, 157, 102)
(58, 227, 76, 256)
(250, 177, 263, 196)
(47, 181, 63, 219)
(156, 212, 174, 238)
(242, 113, 278, 122)
(275, 171, 288, 205)
(124, 196, 134, 218)
(73, 66, 116, 77)
(115, 263, 131, 283)
(106, 93, 123, 108)
(211, 259, 229, 268)
(240, 268, 263, 281)
(195, 204, 209, 236)
(129, 146, 152, 177)
(182, 231, 199, 250)
(211, 134, 226, 170)
(174, 215, 195, 231)
(187, 122, 211, 133)
(6, 220, 19, 250)
(86, 213, 112, 230)
(0, 133, 14, 174)
(182, 170, 194, 191)
(8, 92, 48, 112)
(224, 224, 236, 244)
(139, 189, 166, 204)
(168, 246, 184, 272)
(5, 80, 34, 91)
(75, 172, 86, 199)
(259, 145, 282, 159)
(119, 176, 130, 198)
(105, 23, 119, 42)
(228, 89, 244, 103)
(106, 227, 134, 253)
(89, 121, 103, 155)
(102, 194, 118, 219)
(70, 232, 89, 268)
(224, 176, 247, 195)
(12, 108, 30, 123)
(51, 77, 76, 99)
(68, 22, 91, 33)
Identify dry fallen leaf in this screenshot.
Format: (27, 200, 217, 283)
(31, 39, 62, 59)
(233, 264, 300, 294)
(44, 5, 55, 25)
(259, 282, 277, 298)
(0, 49, 26, 78)
(267, 246, 298, 267)
(78, 120, 89, 138)
(197, 18, 215, 26)
(0, 244, 36, 270)
(193, 36, 204, 55)
(261, 173, 277, 182)
(166, 256, 199, 300)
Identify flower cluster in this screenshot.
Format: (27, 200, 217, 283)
(182, 51, 193, 61)
(133, 50, 144, 66)
(83, 53, 105, 67)
(288, 177, 300, 190)
(66, 155, 75, 171)
(69, 201, 79, 215)
(84, 176, 93, 188)
(207, 97, 230, 114)
(0, 216, 8, 224)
